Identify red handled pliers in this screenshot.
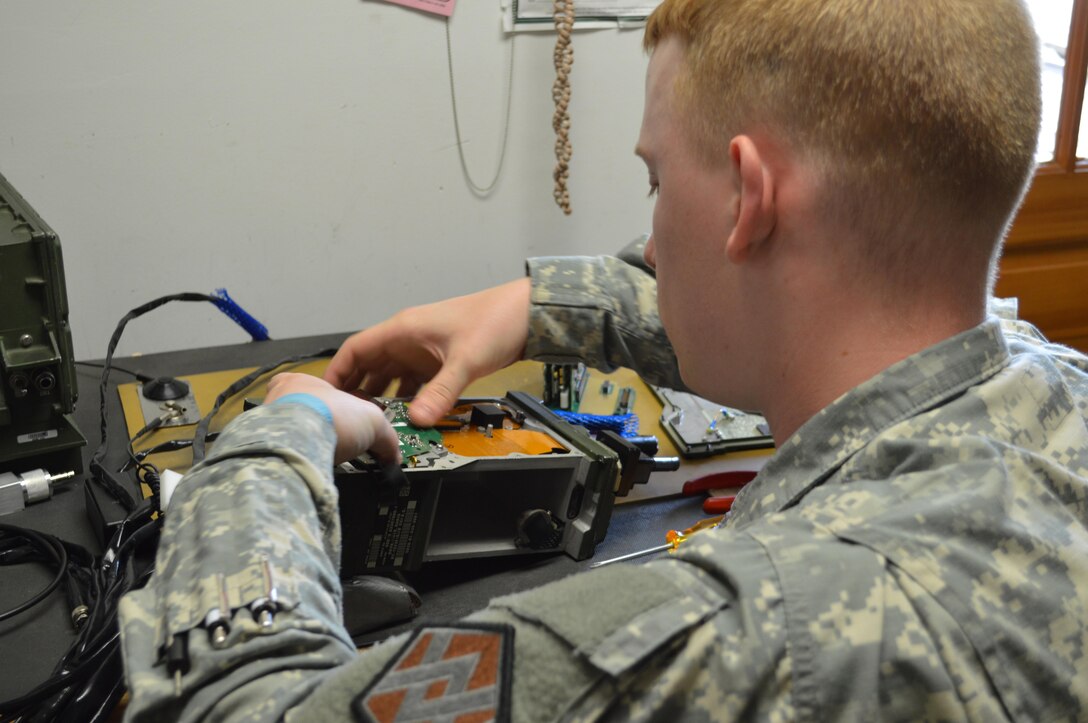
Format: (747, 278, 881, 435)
(682, 470, 759, 514)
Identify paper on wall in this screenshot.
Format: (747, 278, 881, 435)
(378, 0, 456, 18)
(506, 0, 662, 31)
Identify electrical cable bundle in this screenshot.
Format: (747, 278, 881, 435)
(88, 293, 236, 512)
(0, 505, 159, 723)
(1, 291, 274, 722)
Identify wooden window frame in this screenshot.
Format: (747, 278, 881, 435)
(998, 0, 1088, 350)
(1011, 0, 1088, 244)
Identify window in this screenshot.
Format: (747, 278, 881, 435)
(1028, 0, 1075, 162)
(1015, 0, 1087, 198)
(997, 0, 1088, 352)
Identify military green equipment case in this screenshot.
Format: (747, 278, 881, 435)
(0, 171, 85, 475)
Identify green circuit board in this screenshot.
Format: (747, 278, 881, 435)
(385, 401, 444, 460)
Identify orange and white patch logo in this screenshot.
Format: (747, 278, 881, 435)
(354, 624, 513, 722)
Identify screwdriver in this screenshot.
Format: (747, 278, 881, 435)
(589, 515, 724, 568)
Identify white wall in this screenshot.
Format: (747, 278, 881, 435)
(1, 1, 653, 359)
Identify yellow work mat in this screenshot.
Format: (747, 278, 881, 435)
(119, 359, 771, 502)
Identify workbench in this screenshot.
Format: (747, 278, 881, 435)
(0, 332, 768, 704)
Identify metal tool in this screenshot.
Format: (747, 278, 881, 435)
(589, 516, 724, 568)
(682, 470, 758, 514)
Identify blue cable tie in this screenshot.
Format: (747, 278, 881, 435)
(211, 288, 270, 341)
(551, 409, 639, 437)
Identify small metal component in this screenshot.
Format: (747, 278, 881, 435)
(71, 604, 90, 629)
(205, 574, 232, 648)
(161, 400, 187, 422)
(0, 468, 73, 517)
(651, 456, 681, 472)
(32, 369, 56, 392)
(574, 366, 589, 406)
(589, 543, 671, 568)
(165, 632, 190, 698)
(485, 423, 494, 438)
(19, 334, 33, 347)
(600, 380, 614, 396)
(613, 386, 636, 415)
(251, 558, 279, 629)
(137, 381, 201, 428)
(8, 372, 29, 397)
(218, 574, 230, 613)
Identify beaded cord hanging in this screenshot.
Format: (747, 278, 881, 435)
(552, 0, 575, 214)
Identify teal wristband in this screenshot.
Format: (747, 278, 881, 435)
(269, 393, 334, 426)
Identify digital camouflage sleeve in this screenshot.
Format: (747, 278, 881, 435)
(120, 254, 1088, 720)
(525, 236, 686, 391)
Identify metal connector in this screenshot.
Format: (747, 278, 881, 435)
(0, 469, 74, 516)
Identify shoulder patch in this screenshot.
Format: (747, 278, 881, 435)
(353, 623, 514, 723)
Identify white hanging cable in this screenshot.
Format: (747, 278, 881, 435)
(446, 18, 516, 196)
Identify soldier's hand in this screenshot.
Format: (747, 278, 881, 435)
(323, 278, 531, 427)
(265, 373, 401, 465)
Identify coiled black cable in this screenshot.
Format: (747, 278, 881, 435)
(3, 293, 278, 721)
(0, 526, 68, 624)
(0, 508, 159, 722)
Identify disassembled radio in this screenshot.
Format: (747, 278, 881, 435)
(335, 391, 659, 575)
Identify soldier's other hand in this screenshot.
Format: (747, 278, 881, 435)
(323, 278, 531, 427)
(265, 373, 401, 465)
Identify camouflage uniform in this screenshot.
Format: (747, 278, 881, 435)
(526, 236, 686, 392)
(120, 247, 1088, 721)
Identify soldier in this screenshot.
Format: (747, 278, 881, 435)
(120, 0, 1088, 720)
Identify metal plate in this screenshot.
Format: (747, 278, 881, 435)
(136, 382, 201, 428)
(649, 385, 773, 457)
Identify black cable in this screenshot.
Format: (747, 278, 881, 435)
(2, 293, 276, 720)
(39, 643, 126, 723)
(190, 347, 337, 464)
(74, 360, 152, 383)
(0, 526, 68, 624)
(0, 629, 123, 716)
(127, 436, 199, 463)
(130, 415, 166, 446)
(0, 512, 158, 721)
(89, 293, 221, 511)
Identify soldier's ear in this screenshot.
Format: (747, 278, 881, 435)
(725, 135, 776, 264)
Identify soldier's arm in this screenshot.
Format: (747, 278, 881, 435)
(118, 401, 356, 722)
(527, 236, 686, 390)
(325, 236, 682, 428)
(291, 536, 794, 722)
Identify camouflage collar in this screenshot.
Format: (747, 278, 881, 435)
(727, 319, 1009, 527)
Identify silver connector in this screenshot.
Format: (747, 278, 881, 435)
(71, 604, 90, 629)
(0, 468, 74, 516)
